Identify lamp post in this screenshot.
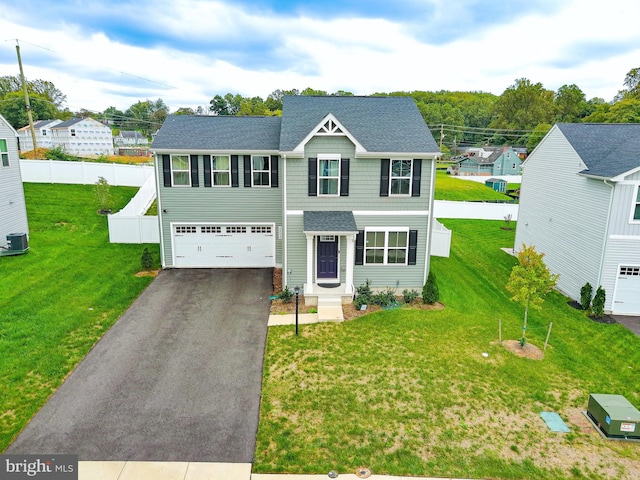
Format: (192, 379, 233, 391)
(294, 286, 301, 336)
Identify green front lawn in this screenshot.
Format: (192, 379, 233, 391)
(435, 171, 514, 201)
(255, 220, 640, 479)
(0, 184, 159, 451)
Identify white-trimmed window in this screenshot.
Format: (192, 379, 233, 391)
(364, 228, 409, 265)
(212, 155, 231, 186)
(390, 160, 412, 195)
(1, 139, 8, 167)
(252, 155, 270, 186)
(319, 156, 340, 195)
(70, 129, 76, 137)
(632, 186, 640, 222)
(171, 154, 190, 186)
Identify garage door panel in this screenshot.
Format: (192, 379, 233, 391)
(173, 224, 275, 268)
(613, 266, 640, 315)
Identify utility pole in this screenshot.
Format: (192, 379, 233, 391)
(439, 124, 444, 151)
(16, 40, 38, 154)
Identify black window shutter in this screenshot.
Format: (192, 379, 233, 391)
(340, 158, 350, 196)
(271, 155, 279, 187)
(355, 230, 364, 265)
(408, 230, 418, 265)
(411, 159, 422, 197)
(190, 155, 199, 187)
(308, 158, 317, 196)
(380, 158, 390, 196)
(162, 154, 171, 187)
(244, 155, 252, 187)
(231, 155, 239, 187)
(203, 155, 211, 187)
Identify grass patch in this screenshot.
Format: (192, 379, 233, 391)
(0, 183, 159, 451)
(435, 171, 513, 201)
(255, 220, 640, 479)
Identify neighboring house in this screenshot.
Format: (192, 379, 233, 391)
(485, 177, 507, 193)
(17, 119, 62, 152)
(457, 146, 522, 176)
(114, 130, 149, 147)
(50, 117, 114, 156)
(151, 96, 442, 301)
(515, 123, 640, 316)
(0, 113, 29, 251)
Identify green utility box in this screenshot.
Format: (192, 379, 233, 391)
(587, 394, 640, 439)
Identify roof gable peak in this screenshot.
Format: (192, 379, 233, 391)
(292, 113, 365, 154)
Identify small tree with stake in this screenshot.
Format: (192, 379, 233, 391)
(506, 245, 559, 347)
(95, 176, 113, 214)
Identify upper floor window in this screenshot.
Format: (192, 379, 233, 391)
(70, 129, 76, 137)
(171, 154, 190, 186)
(633, 186, 640, 222)
(319, 157, 340, 195)
(212, 155, 230, 186)
(390, 160, 412, 195)
(0, 139, 8, 166)
(252, 155, 270, 187)
(42, 129, 47, 136)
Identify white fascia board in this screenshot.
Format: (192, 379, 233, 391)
(355, 152, 441, 159)
(612, 165, 640, 182)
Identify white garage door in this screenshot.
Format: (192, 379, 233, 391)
(612, 266, 640, 315)
(172, 224, 275, 268)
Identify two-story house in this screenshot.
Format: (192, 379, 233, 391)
(151, 96, 441, 302)
(0, 113, 29, 252)
(515, 123, 640, 316)
(457, 146, 522, 176)
(50, 117, 114, 156)
(17, 119, 62, 152)
(114, 130, 149, 147)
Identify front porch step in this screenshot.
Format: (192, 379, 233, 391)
(317, 296, 344, 322)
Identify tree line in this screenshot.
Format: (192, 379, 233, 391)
(1, 68, 639, 151)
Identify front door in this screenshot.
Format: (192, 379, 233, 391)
(317, 236, 338, 280)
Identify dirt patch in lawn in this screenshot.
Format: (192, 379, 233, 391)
(134, 270, 160, 277)
(502, 339, 545, 360)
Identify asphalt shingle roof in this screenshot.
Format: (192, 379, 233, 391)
(557, 123, 640, 178)
(280, 96, 439, 153)
(151, 115, 282, 150)
(303, 211, 358, 233)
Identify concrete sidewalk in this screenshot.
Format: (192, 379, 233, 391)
(79, 461, 472, 480)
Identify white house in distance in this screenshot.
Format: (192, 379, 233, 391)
(49, 117, 114, 156)
(114, 130, 149, 147)
(515, 123, 640, 316)
(17, 119, 62, 151)
(0, 113, 29, 252)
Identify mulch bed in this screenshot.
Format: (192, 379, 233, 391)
(567, 300, 617, 324)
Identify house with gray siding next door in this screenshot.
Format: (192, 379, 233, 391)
(0, 113, 29, 251)
(515, 123, 640, 316)
(151, 96, 442, 303)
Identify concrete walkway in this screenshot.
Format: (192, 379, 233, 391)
(79, 461, 471, 480)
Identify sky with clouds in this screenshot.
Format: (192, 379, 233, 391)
(0, 0, 638, 113)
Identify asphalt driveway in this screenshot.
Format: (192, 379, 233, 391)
(6, 268, 272, 462)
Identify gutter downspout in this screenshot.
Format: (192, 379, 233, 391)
(597, 179, 615, 312)
(154, 152, 166, 268)
(424, 157, 437, 284)
(283, 154, 288, 289)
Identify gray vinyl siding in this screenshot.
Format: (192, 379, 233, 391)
(285, 213, 427, 290)
(287, 136, 433, 211)
(608, 183, 640, 236)
(601, 237, 640, 313)
(157, 153, 283, 267)
(514, 127, 609, 302)
(0, 122, 29, 243)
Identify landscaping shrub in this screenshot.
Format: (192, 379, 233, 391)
(372, 289, 399, 309)
(279, 286, 294, 303)
(592, 286, 606, 317)
(422, 271, 440, 304)
(354, 279, 373, 309)
(140, 247, 154, 271)
(402, 289, 420, 304)
(580, 282, 593, 310)
(45, 145, 76, 161)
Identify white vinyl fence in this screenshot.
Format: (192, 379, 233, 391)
(434, 200, 519, 220)
(108, 175, 159, 243)
(20, 159, 154, 186)
(431, 219, 451, 257)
